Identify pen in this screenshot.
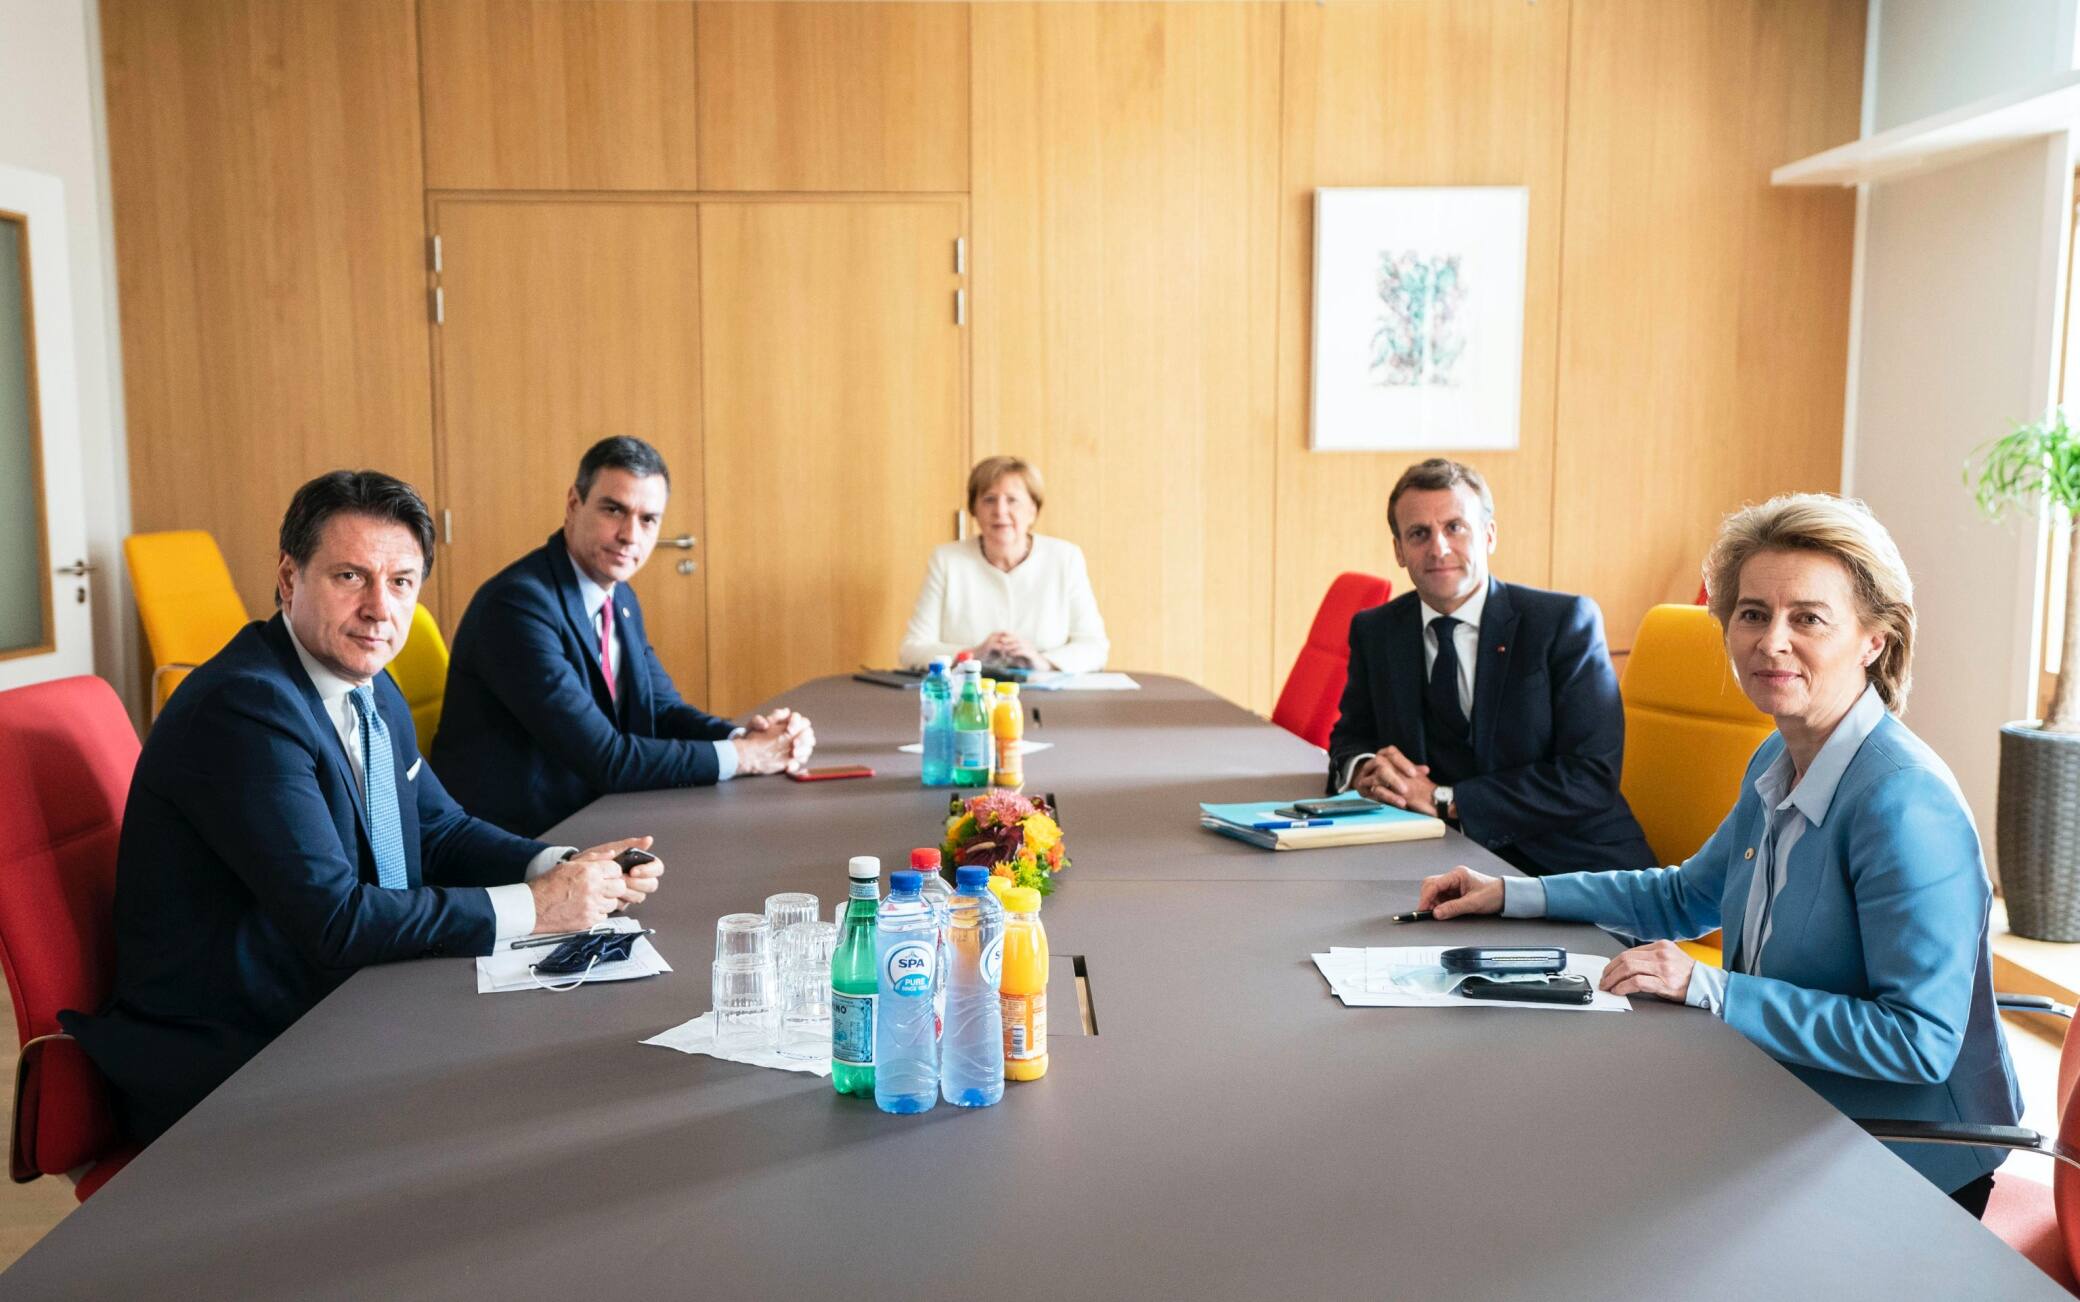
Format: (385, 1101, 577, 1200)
(1391, 909, 1433, 924)
(1251, 818, 1332, 830)
(509, 927, 619, 950)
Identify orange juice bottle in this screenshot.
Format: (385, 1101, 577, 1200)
(990, 682, 1024, 788)
(999, 885, 1048, 1080)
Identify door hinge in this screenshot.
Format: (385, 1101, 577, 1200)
(442, 509, 453, 545)
(954, 288, 966, 326)
(431, 287, 444, 325)
(428, 235, 442, 274)
(954, 237, 966, 275)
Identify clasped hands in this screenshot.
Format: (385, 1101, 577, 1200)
(732, 707, 816, 775)
(1352, 746, 1441, 816)
(973, 631, 1045, 669)
(529, 836, 664, 934)
(1415, 865, 1695, 1003)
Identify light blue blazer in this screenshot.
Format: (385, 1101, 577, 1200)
(1541, 714, 2021, 1193)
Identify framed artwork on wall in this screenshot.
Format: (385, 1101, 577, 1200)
(1308, 186, 1529, 453)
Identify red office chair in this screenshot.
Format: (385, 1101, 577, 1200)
(1272, 572, 1393, 749)
(1863, 995, 2080, 1293)
(0, 676, 141, 1201)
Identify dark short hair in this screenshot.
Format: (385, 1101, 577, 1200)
(1386, 458, 1495, 537)
(276, 470, 437, 603)
(574, 436, 671, 501)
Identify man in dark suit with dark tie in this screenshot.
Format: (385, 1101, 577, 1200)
(63, 471, 661, 1142)
(1327, 458, 1653, 876)
(432, 437, 815, 838)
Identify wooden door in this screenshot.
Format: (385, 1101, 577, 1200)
(431, 198, 709, 698)
(700, 200, 966, 714)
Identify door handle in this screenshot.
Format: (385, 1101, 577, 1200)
(53, 559, 95, 578)
(666, 535, 696, 551)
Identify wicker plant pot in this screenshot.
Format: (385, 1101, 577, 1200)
(1998, 723, 2080, 941)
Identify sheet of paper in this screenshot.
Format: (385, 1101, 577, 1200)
(1310, 945, 1629, 1013)
(476, 917, 673, 994)
(643, 1012, 832, 1077)
(897, 740, 1053, 755)
(1020, 672, 1141, 692)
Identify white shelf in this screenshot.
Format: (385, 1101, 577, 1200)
(1773, 70, 2080, 188)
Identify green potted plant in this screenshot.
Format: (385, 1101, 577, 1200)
(1969, 407, 2080, 939)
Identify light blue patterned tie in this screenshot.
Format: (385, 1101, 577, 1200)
(348, 685, 410, 890)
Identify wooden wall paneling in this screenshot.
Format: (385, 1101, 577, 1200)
(700, 199, 968, 716)
(1549, 0, 1862, 651)
(1272, 0, 1572, 704)
(419, 0, 700, 190)
(696, 2, 969, 193)
(103, 0, 436, 619)
(429, 198, 709, 697)
(972, 2, 1283, 710)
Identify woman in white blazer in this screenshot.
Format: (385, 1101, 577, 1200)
(899, 456, 1109, 672)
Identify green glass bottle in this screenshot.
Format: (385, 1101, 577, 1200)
(951, 665, 993, 788)
(831, 855, 881, 1096)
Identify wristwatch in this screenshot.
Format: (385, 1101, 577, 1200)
(1433, 785, 1456, 821)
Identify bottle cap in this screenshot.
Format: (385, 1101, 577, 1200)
(954, 865, 991, 890)
(847, 855, 881, 880)
(984, 875, 1012, 898)
(952, 650, 973, 664)
(889, 869, 922, 892)
(928, 658, 948, 672)
(909, 847, 942, 870)
(1002, 886, 1042, 913)
(997, 681, 1017, 696)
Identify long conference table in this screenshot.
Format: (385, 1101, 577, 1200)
(1, 675, 2061, 1299)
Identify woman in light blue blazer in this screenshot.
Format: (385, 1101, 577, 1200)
(1420, 493, 2021, 1216)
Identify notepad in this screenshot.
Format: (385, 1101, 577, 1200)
(1199, 800, 1445, 849)
(1312, 946, 1629, 1013)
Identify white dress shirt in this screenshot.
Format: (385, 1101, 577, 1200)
(899, 535, 1110, 673)
(283, 618, 563, 940)
(1337, 583, 1488, 793)
(565, 554, 740, 781)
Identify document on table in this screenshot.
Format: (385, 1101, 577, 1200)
(1311, 946, 1629, 1013)
(476, 917, 672, 994)
(1018, 672, 1140, 692)
(898, 740, 1053, 754)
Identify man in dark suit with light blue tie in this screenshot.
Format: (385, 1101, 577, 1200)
(1327, 458, 1653, 876)
(63, 471, 661, 1142)
(432, 437, 815, 839)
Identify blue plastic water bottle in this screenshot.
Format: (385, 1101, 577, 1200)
(874, 870, 940, 1114)
(940, 866, 1005, 1108)
(920, 659, 954, 788)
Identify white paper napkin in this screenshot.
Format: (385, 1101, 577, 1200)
(642, 1012, 833, 1077)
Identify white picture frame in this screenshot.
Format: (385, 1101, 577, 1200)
(1308, 186, 1529, 453)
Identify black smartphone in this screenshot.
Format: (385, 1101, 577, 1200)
(613, 848, 658, 871)
(1459, 974, 1593, 1005)
(1439, 945, 1566, 975)
(1292, 797, 1382, 817)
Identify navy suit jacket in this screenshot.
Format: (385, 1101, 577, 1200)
(432, 533, 736, 837)
(63, 615, 543, 1142)
(1326, 579, 1653, 875)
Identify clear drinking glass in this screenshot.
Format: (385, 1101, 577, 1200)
(712, 954, 773, 1051)
(764, 892, 820, 936)
(774, 921, 838, 1060)
(714, 913, 771, 964)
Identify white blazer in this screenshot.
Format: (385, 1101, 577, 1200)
(898, 536, 1110, 673)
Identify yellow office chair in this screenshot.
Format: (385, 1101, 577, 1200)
(387, 604, 450, 747)
(1619, 604, 1777, 968)
(124, 530, 251, 719)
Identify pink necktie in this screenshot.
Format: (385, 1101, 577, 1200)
(599, 597, 617, 701)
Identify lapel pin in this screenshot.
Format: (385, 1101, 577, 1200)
(621, 606, 631, 618)
(1744, 847, 1756, 860)
(1496, 645, 1506, 654)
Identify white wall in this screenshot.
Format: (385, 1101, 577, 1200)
(1848, 0, 2079, 869)
(0, 0, 136, 718)
(1871, 0, 2078, 130)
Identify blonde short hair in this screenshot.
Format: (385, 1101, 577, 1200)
(966, 455, 1045, 514)
(1704, 493, 1916, 712)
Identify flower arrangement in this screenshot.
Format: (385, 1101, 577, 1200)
(942, 790, 1069, 895)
